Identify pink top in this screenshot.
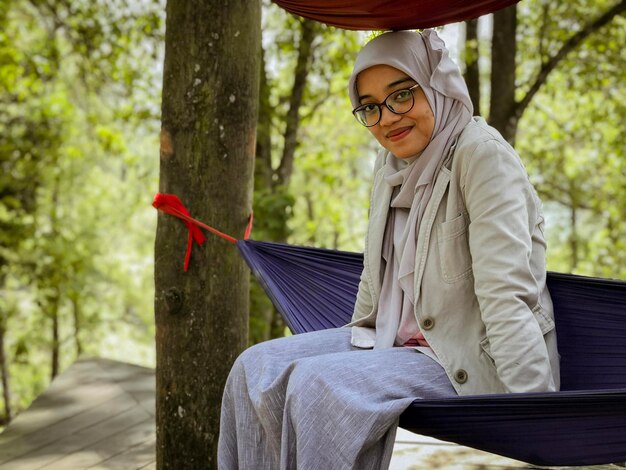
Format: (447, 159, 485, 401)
(403, 330, 430, 348)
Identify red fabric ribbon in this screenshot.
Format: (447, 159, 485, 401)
(152, 193, 253, 272)
(153, 193, 206, 272)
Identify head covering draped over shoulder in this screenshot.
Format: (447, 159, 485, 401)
(348, 30, 474, 349)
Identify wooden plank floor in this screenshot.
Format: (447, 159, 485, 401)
(0, 358, 156, 470)
(0, 358, 623, 469)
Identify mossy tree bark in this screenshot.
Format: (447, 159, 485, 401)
(155, 1, 260, 468)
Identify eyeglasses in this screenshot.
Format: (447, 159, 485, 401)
(352, 84, 421, 127)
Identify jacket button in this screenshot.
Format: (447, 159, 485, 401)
(454, 369, 468, 384)
(421, 317, 435, 330)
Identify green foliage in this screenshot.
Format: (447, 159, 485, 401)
(520, 83, 625, 278)
(516, 0, 625, 278)
(255, 3, 372, 250)
(517, 0, 625, 94)
(0, 0, 163, 422)
(248, 4, 369, 343)
(0, 0, 623, 427)
(288, 85, 375, 251)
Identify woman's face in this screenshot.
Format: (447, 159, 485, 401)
(356, 64, 435, 159)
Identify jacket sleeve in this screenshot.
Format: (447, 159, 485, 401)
(461, 138, 556, 393)
(350, 150, 387, 324)
(351, 268, 373, 323)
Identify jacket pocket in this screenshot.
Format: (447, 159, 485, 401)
(532, 303, 555, 335)
(480, 337, 497, 368)
(437, 212, 473, 283)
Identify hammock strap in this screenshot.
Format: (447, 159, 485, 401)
(152, 192, 253, 271)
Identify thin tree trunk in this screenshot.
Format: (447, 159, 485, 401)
(333, 230, 340, 251)
(570, 205, 579, 271)
(49, 179, 61, 381)
(464, 18, 480, 115)
(155, 1, 260, 467)
(270, 20, 318, 340)
(305, 192, 316, 245)
(250, 41, 275, 345)
(489, 4, 517, 143)
(606, 214, 622, 275)
(255, 47, 273, 191)
(71, 294, 82, 357)
(569, 181, 579, 272)
(250, 278, 273, 344)
(270, 309, 287, 339)
(0, 323, 11, 424)
(50, 293, 60, 380)
(277, 19, 317, 188)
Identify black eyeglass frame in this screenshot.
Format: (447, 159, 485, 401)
(352, 84, 421, 128)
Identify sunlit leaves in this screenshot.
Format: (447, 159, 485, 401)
(519, 63, 625, 277)
(0, 0, 163, 421)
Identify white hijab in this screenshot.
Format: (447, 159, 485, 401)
(348, 30, 473, 348)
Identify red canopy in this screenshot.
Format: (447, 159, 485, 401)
(272, 0, 519, 30)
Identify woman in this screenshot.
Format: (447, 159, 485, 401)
(218, 29, 559, 470)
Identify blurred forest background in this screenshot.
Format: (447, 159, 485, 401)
(0, 0, 624, 429)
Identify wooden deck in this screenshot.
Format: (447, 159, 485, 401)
(0, 357, 623, 469)
(0, 358, 155, 469)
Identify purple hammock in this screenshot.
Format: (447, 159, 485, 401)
(237, 239, 626, 467)
(153, 194, 626, 466)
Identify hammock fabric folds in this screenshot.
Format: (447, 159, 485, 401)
(152, 195, 626, 465)
(237, 239, 626, 466)
(271, 0, 520, 30)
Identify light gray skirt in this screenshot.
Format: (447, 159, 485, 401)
(218, 327, 456, 470)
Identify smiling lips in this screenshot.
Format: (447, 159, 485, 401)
(386, 126, 412, 141)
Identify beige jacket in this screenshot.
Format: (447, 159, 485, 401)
(348, 118, 560, 395)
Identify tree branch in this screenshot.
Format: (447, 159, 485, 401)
(299, 88, 332, 122)
(514, 0, 626, 122)
(536, 181, 593, 211)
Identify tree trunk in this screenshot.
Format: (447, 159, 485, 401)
(50, 289, 60, 381)
(155, 1, 260, 468)
(0, 322, 11, 424)
(489, 4, 517, 143)
(464, 18, 480, 115)
(305, 192, 316, 245)
(249, 44, 277, 345)
(570, 204, 578, 271)
(48, 177, 61, 381)
(258, 20, 318, 341)
(255, 48, 273, 192)
(277, 19, 317, 188)
(71, 294, 82, 357)
(569, 180, 579, 272)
